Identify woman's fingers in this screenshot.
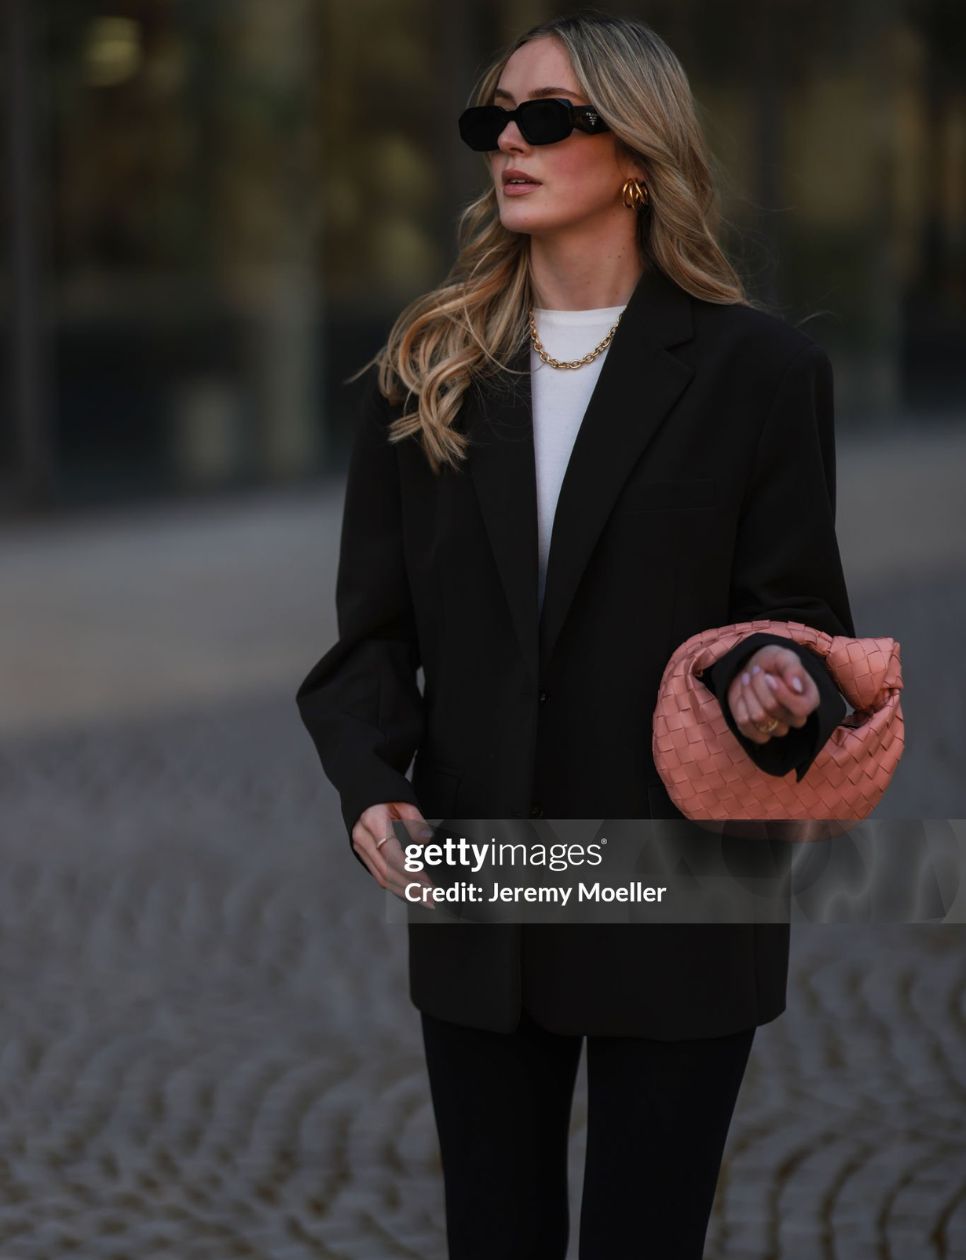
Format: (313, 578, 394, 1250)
(383, 836, 437, 901)
(729, 658, 791, 744)
(351, 807, 391, 885)
(352, 803, 438, 904)
(757, 668, 809, 728)
(384, 805, 438, 901)
(732, 682, 789, 743)
(745, 665, 798, 728)
(753, 649, 820, 727)
(727, 645, 821, 743)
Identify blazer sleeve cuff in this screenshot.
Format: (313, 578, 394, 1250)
(699, 631, 846, 782)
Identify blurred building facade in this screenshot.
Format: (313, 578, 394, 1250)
(2, 0, 964, 513)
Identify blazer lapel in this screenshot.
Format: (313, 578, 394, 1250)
(466, 262, 695, 685)
(464, 339, 541, 686)
(538, 265, 695, 665)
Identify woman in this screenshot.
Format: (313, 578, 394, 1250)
(297, 12, 853, 1259)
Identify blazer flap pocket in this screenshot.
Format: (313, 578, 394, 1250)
(413, 755, 463, 818)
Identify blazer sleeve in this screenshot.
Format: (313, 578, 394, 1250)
(699, 341, 855, 782)
(295, 369, 423, 857)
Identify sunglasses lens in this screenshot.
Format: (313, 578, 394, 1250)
(458, 107, 505, 151)
(518, 99, 570, 145)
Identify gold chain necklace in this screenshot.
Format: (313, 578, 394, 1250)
(527, 304, 624, 370)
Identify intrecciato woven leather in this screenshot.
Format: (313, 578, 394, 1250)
(652, 619, 904, 824)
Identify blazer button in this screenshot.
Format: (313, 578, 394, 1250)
(529, 802, 543, 817)
(538, 689, 549, 703)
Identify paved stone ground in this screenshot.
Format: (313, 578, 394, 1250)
(0, 424, 963, 1258)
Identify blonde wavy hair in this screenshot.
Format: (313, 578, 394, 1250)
(349, 11, 767, 475)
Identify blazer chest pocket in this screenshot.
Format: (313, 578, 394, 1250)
(618, 476, 719, 513)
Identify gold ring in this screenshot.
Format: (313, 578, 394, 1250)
(376, 835, 392, 850)
(755, 716, 779, 734)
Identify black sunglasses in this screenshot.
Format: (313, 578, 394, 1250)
(458, 97, 610, 151)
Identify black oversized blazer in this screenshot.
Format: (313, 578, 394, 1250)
(296, 262, 855, 1039)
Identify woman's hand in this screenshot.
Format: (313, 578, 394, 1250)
(726, 644, 820, 744)
(352, 801, 438, 903)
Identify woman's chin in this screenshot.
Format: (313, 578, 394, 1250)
(499, 208, 550, 234)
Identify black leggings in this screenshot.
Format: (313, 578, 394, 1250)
(420, 1007, 756, 1260)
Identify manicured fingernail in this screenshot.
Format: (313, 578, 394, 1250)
(751, 664, 761, 675)
(765, 673, 778, 690)
(741, 672, 750, 685)
(791, 676, 804, 693)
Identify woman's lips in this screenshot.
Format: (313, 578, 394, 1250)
(502, 181, 541, 195)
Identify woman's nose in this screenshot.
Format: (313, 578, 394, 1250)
(496, 120, 527, 152)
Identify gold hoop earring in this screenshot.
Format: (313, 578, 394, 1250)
(621, 177, 649, 210)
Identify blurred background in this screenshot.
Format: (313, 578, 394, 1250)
(1, 1, 964, 1256)
(3, 0, 965, 512)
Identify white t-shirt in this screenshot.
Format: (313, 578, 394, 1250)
(530, 304, 627, 612)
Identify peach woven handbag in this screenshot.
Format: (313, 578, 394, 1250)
(652, 618, 904, 825)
